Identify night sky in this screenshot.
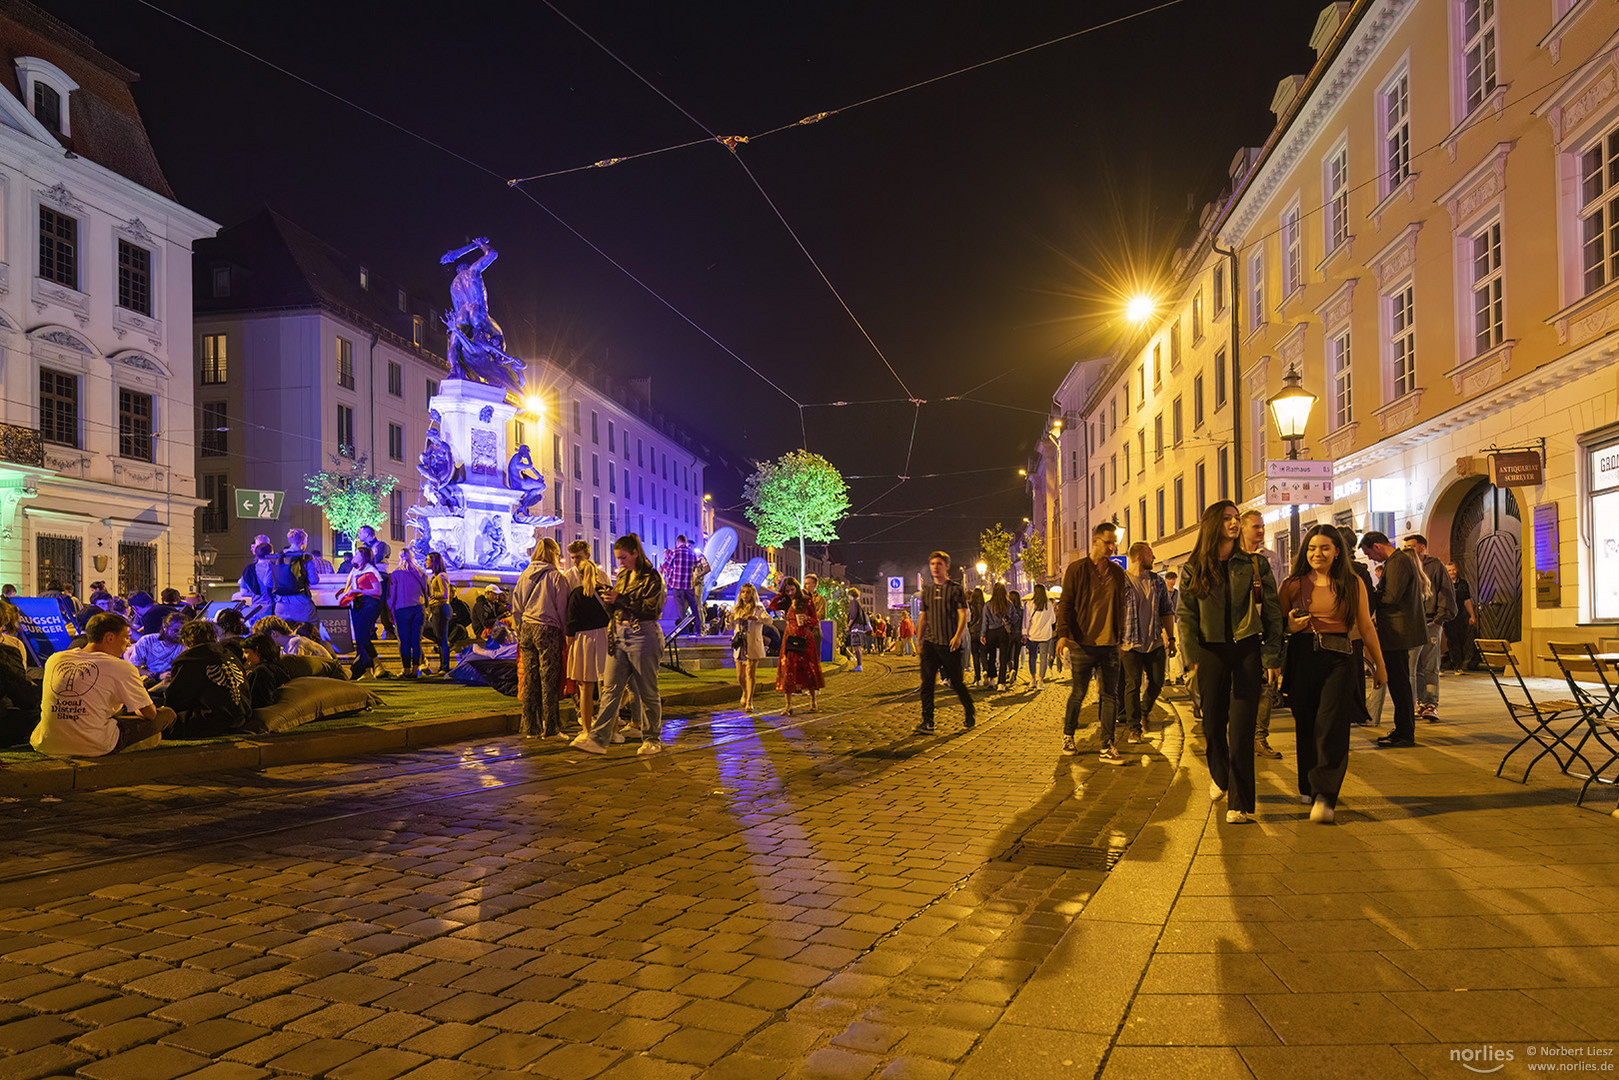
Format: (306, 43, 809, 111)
(48, 0, 1320, 581)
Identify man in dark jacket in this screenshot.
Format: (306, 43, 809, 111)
(1054, 522, 1131, 765)
(1360, 532, 1427, 747)
(1403, 535, 1457, 720)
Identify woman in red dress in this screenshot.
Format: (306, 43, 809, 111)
(769, 577, 824, 715)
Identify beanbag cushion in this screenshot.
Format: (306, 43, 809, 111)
(253, 676, 379, 733)
(279, 655, 348, 681)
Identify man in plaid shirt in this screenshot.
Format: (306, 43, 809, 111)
(659, 534, 703, 638)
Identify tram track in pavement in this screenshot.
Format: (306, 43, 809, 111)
(0, 653, 937, 886)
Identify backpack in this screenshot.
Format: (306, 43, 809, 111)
(566, 586, 611, 636)
(272, 553, 310, 597)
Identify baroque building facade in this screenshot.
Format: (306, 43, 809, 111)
(0, 1, 217, 599)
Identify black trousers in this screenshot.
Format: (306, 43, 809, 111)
(919, 640, 975, 725)
(1384, 645, 1417, 741)
(983, 627, 1010, 684)
(1444, 617, 1473, 670)
(1286, 635, 1354, 807)
(1121, 646, 1167, 733)
(1199, 638, 1262, 813)
(1065, 645, 1121, 746)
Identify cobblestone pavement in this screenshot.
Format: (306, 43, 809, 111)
(0, 656, 1185, 1079)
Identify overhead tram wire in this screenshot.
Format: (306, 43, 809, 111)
(537, 0, 919, 420)
(508, 0, 1200, 186)
(133, 0, 807, 428)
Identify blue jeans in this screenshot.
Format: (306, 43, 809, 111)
(1027, 638, 1052, 682)
(590, 625, 664, 745)
(350, 596, 383, 677)
(395, 604, 424, 669)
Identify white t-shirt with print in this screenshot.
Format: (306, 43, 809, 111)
(31, 648, 154, 757)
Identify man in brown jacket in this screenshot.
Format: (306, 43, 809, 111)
(1055, 522, 1130, 765)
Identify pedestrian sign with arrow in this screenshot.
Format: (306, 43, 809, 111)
(235, 489, 285, 520)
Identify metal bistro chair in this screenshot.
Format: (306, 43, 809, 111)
(1477, 639, 1589, 783)
(1546, 641, 1619, 808)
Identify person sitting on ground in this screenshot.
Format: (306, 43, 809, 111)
(126, 611, 187, 683)
(31, 612, 176, 756)
(163, 619, 253, 738)
(256, 616, 335, 660)
(0, 603, 39, 745)
(241, 632, 291, 709)
(470, 619, 518, 660)
(215, 608, 248, 642)
(471, 585, 507, 636)
(0, 600, 27, 667)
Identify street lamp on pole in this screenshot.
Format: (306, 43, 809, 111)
(976, 560, 988, 589)
(1266, 364, 1317, 557)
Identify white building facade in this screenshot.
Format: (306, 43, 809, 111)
(0, 5, 217, 598)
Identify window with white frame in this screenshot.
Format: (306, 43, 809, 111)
(1192, 290, 1204, 341)
(1193, 373, 1205, 428)
(1325, 144, 1349, 253)
(1214, 347, 1227, 407)
(39, 206, 77, 289)
(1588, 438, 1619, 619)
(117, 240, 151, 316)
(200, 334, 227, 385)
(1250, 398, 1265, 475)
(1281, 201, 1302, 296)
(1462, 0, 1498, 116)
(1330, 329, 1354, 430)
(389, 491, 406, 542)
(1218, 447, 1230, 500)
(1212, 263, 1226, 315)
(41, 369, 78, 447)
(1248, 250, 1266, 330)
(1472, 219, 1504, 354)
(1580, 126, 1619, 296)
(336, 336, 354, 389)
(1388, 283, 1416, 399)
(1381, 69, 1411, 195)
(1169, 320, 1181, 368)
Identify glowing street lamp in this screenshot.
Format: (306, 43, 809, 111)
(523, 394, 545, 417)
(1266, 364, 1317, 553)
(976, 560, 988, 587)
(1126, 294, 1156, 324)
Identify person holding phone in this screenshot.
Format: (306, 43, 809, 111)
(1278, 525, 1387, 823)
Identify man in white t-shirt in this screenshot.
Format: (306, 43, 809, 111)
(31, 612, 176, 756)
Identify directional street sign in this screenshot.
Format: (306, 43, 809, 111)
(1264, 459, 1333, 506)
(235, 488, 285, 520)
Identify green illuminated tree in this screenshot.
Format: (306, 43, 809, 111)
(1021, 529, 1048, 583)
(743, 451, 850, 581)
(305, 453, 398, 547)
(980, 522, 1013, 583)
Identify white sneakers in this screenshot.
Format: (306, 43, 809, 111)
(568, 734, 607, 755)
(1310, 797, 1335, 824)
(1225, 810, 1252, 824)
(1209, 781, 1227, 802)
(638, 741, 663, 756)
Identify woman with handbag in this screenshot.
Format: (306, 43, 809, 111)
(341, 544, 386, 681)
(769, 577, 824, 716)
(732, 583, 768, 711)
(1278, 524, 1386, 824)
(425, 551, 453, 675)
(389, 548, 430, 680)
(565, 549, 612, 737)
(570, 534, 669, 755)
(1177, 501, 1283, 824)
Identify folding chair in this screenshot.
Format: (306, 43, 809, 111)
(1477, 639, 1588, 782)
(1545, 642, 1619, 808)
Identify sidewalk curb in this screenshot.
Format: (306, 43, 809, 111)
(956, 700, 1212, 1080)
(0, 676, 761, 797)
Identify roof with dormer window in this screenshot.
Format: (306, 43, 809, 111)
(0, 0, 172, 198)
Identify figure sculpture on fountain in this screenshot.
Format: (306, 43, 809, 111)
(441, 237, 525, 396)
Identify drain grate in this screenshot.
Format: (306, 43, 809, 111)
(997, 841, 1125, 871)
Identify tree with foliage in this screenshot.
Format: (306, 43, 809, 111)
(1021, 529, 1048, 583)
(979, 522, 1013, 583)
(305, 453, 398, 548)
(743, 450, 850, 581)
